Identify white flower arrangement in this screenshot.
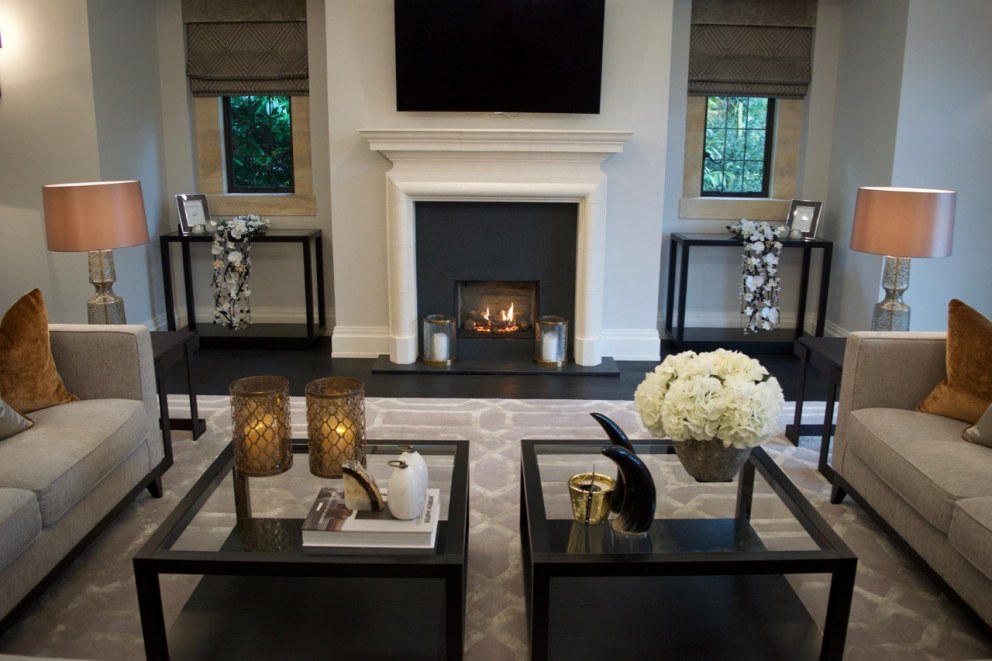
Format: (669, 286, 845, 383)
(727, 219, 787, 333)
(634, 349, 785, 449)
(211, 215, 271, 330)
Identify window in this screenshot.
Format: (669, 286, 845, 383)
(193, 96, 315, 217)
(680, 96, 802, 221)
(223, 96, 295, 194)
(701, 96, 775, 197)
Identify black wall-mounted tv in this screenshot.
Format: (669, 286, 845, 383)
(394, 0, 605, 114)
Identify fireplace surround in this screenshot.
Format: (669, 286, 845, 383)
(360, 128, 632, 366)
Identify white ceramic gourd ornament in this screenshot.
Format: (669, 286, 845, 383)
(397, 444, 429, 490)
(387, 460, 426, 520)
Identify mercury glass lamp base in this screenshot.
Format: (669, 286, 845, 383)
(870, 255, 911, 331)
(87, 249, 127, 324)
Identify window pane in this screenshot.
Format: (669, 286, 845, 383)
(700, 96, 773, 198)
(223, 96, 294, 194)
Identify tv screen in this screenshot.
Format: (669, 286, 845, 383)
(394, 0, 605, 114)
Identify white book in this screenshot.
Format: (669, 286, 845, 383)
(302, 486, 440, 549)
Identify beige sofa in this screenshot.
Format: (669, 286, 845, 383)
(830, 331, 992, 629)
(0, 324, 169, 629)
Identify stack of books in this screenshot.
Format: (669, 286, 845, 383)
(301, 486, 440, 549)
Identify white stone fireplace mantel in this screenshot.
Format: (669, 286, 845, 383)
(360, 128, 633, 366)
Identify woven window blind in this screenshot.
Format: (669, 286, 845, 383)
(182, 0, 308, 96)
(688, 0, 817, 99)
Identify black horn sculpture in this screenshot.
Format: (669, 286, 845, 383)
(591, 413, 635, 513)
(601, 445, 656, 535)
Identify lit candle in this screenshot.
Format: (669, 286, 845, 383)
(432, 332, 448, 360)
(542, 333, 557, 362)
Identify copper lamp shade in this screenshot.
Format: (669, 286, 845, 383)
(850, 187, 956, 258)
(849, 186, 956, 331)
(41, 181, 149, 324)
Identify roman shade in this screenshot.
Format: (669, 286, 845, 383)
(182, 0, 308, 96)
(688, 0, 817, 99)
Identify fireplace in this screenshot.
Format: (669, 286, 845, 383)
(416, 201, 576, 360)
(458, 281, 536, 337)
(358, 128, 634, 366)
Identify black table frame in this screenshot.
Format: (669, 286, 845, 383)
(150, 330, 206, 450)
(160, 230, 326, 349)
(786, 337, 847, 482)
(519, 439, 857, 660)
(665, 232, 833, 352)
(133, 439, 470, 660)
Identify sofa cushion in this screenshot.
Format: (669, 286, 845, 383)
(963, 404, 992, 448)
(846, 407, 992, 533)
(949, 498, 992, 581)
(0, 397, 33, 440)
(0, 488, 42, 573)
(0, 289, 77, 414)
(0, 399, 150, 525)
(918, 299, 992, 424)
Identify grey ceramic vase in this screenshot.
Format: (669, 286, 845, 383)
(674, 439, 751, 482)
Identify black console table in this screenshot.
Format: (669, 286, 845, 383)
(665, 232, 833, 353)
(160, 230, 326, 349)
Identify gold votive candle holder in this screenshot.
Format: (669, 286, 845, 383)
(305, 377, 366, 478)
(567, 472, 615, 524)
(230, 376, 293, 477)
(535, 315, 568, 366)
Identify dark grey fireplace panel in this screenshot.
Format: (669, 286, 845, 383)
(415, 202, 577, 359)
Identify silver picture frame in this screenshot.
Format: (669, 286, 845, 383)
(176, 194, 210, 235)
(787, 200, 822, 240)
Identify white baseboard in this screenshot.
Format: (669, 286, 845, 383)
(331, 326, 390, 358)
(600, 328, 661, 362)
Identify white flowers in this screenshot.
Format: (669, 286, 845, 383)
(634, 349, 785, 449)
(211, 215, 270, 330)
(727, 219, 786, 334)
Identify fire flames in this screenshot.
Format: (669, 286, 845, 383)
(467, 303, 521, 334)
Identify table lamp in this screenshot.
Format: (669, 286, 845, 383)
(849, 186, 956, 331)
(42, 180, 149, 324)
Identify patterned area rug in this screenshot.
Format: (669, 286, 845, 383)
(0, 396, 989, 660)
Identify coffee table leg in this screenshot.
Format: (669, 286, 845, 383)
(821, 559, 856, 660)
(134, 561, 169, 661)
(445, 564, 465, 660)
(530, 565, 551, 661)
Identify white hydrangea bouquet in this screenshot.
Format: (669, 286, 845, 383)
(211, 214, 271, 330)
(634, 349, 785, 449)
(727, 219, 787, 333)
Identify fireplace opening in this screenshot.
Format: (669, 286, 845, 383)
(457, 281, 537, 339)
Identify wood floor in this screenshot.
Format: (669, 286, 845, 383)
(164, 337, 831, 402)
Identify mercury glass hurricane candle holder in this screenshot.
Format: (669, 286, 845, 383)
(305, 377, 367, 478)
(535, 315, 568, 366)
(229, 376, 293, 477)
(423, 314, 456, 365)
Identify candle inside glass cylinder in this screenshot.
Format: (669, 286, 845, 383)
(541, 333, 556, 362)
(229, 376, 293, 477)
(433, 332, 449, 360)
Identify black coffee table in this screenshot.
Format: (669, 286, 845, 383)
(520, 439, 856, 660)
(134, 439, 469, 660)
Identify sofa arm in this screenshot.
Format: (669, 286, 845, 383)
(48, 324, 158, 432)
(837, 331, 947, 414)
(833, 331, 946, 474)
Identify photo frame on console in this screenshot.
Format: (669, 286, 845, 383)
(176, 194, 210, 235)
(787, 200, 822, 240)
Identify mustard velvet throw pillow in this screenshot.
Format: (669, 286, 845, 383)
(917, 299, 992, 424)
(963, 404, 992, 448)
(0, 289, 76, 413)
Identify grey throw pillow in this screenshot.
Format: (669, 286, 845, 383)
(0, 397, 33, 440)
(962, 404, 992, 448)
